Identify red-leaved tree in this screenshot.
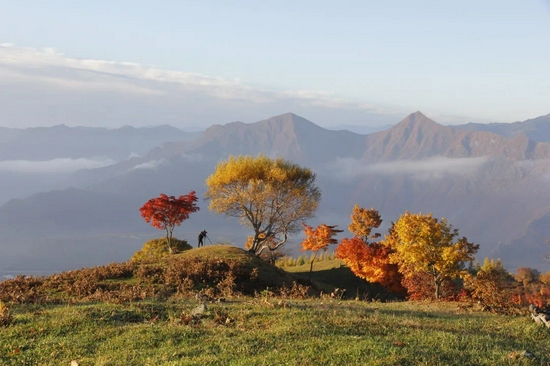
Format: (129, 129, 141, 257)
(301, 223, 343, 282)
(139, 192, 200, 254)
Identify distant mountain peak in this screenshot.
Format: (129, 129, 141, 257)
(398, 111, 440, 128)
(262, 112, 316, 126)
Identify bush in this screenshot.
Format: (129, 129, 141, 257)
(464, 259, 517, 313)
(131, 237, 192, 262)
(0, 301, 13, 326)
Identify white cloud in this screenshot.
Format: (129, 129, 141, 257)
(128, 160, 166, 171)
(0, 44, 405, 129)
(0, 158, 116, 173)
(369, 156, 489, 176)
(325, 156, 490, 181)
(127, 152, 142, 159)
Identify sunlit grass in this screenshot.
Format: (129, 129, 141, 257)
(1, 299, 548, 365)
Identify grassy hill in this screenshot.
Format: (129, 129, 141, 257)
(0, 245, 548, 365)
(283, 258, 390, 300)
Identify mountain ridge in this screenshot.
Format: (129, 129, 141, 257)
(1, 111, 550, 274)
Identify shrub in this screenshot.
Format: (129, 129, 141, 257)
(463, 258, 517, 313)
(0, 276, 46, 304)
(0, 301, 13, 326)
(131, 237, 192, 262)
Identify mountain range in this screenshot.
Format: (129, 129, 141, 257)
(1, 112, 549, 277)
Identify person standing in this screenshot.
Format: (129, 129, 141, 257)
(198, 230, 207, 247)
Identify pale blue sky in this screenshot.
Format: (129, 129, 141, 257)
(0, 1, 549, 128)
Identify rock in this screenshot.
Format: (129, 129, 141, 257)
(192, 303, 207, 316)
(520, 350, 535, 358)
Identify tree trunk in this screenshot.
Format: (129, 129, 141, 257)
(308, 251, 318, 283)
(165, 228, 173, 254)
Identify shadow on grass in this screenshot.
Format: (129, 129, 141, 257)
(291, 266, 398, 301)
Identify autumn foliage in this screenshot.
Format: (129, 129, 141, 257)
(301, 223, 342, 281)
(205, 155, 320, 255)
(336, 237, 404, 294)
(348, 204, 383, 241)
(301, 223, 342, 253)
(386, 212, 479, 299)
(139, 192, 200, 254)
(335, 205, 405, 294)
(463, 258, 516, 312)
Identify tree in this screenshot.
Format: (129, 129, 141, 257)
(301, 223, 342, 282)
(463, 258, 516, 312)
(205, 155, 321, 255)
(336, 237, 404, 294)
(385, 212, 479, 299)
(540, 271, 550, 285)
(139, 192, 200, 254)
(244, 233, 285, 264)
(336, 206, 404, 294)
(348, 204, 382, 241)
(515, 267, 540, 287)
(131, 237, 192, 262)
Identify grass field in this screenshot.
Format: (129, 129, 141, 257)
(1, 246, 548, 365)
(2, 299, 548, 365)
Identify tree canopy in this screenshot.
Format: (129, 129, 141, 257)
(336, 205, 404, 294)
(301, 223, 342, 282)
(205, 155, 321, 255)
(348, 204, 382, 241)
(139, 192, 200, 254)
(384, 211, 479, 299)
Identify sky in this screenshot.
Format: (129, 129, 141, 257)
(1, 0, 549, 129)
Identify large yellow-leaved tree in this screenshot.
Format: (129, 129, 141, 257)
(205, 155, 321, 255)
(385, 211, 479, 299)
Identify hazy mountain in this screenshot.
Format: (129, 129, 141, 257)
(1, 112, 550, 276)
(0, 124, 199, 205)
(328, 124, 393, 135)
(454, 114, 550, 143)
(0, 124, 198, 161)
(361, 112, 550, 160)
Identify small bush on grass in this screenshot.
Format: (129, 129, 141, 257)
(132, 237, 192, 262)
(0, 301, 13, 326)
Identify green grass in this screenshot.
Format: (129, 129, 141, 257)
(1, 299, 548, 365)
(285, 259, 386, 299)
(1, 246, 548, 365)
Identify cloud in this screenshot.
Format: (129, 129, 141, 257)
(325, 156, 490, 181)
(0, 44, 405, 129)
(128, 160, 166, 171)
(0, 158, 116, 173)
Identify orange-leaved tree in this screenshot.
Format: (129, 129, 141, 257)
(301, 223, 342, 282)
(348, 204, 383, 241)
(336, 237, 404, 294)
(139, 192, 200, 254)
(386, 212, 479, 299)
(336, 205, 404, 294)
